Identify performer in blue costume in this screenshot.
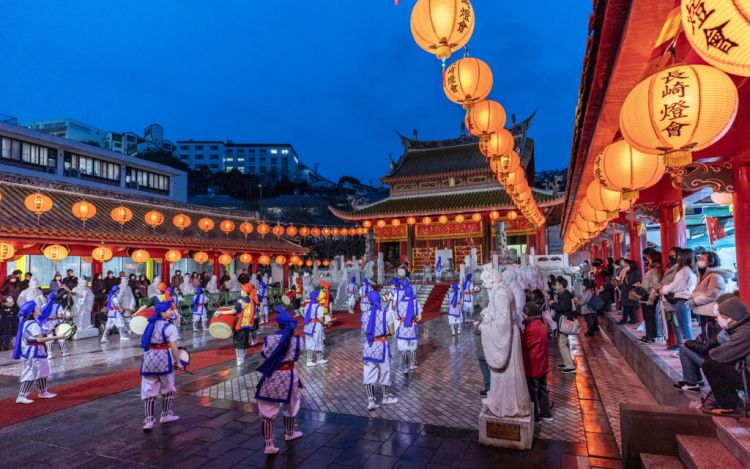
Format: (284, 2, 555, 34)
(396, 284, 422, 374)
(363, 290, 397, 410)
(303, 291, 327, 367)
(462, 273, 475, 323)
(447, 281, 462, 336)
(192, 286, 208, 332)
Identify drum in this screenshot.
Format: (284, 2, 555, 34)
(63, 309, 72, 319)
(322, 313, 333, 327)
(54, 321, 77, 340)
(213, 306, 235, 317)
(129, 307, 155, 335)
(280, 290, 295, 306)
(209, 314, 236, 339)
(397, 268, 406, 278)
(177, 347, 191, 369)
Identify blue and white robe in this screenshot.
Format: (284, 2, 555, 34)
(255, 334, 303, 404)
(363, 307, 394, 385)
(447, 288, 463, 326)
(303, 304, 325, 352)
(396, 297, 420, 352)
(20, 319, 49, 382)
(140, 320, 179, 399)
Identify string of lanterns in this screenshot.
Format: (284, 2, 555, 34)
(410, 0, 545, 230)
(564, 1, 744, 254)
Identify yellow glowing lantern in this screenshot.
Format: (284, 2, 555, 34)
(43, 244, 68, 262)
(466, 100, 507, 139)
(257, 223, 271, 237)
(680, 0, 750, 77)
(620, 64, 738, 167)
(406, 216, 417, 225)
(340, 228, 349, 236)
(594, 140, 666, 200)
(422, 216, 432, 225)
(586, 180, 631, 217)
(91, 246, 113, 263)
(332, 228, 341, 236)
(193, 251, 209, 264)
(71, 201, 97, 224)
(111, 206, 133, 226)
(198, 217, 215, 233)
(376, 220, 386, 228)
(24, 193, 53, 221)
(144, 210, 165, 229)
(710, 192, 734, 205)
(131, 249, 150, 264)
(488, 151, 521, 178)
(299, 226, 310, 237)
(173, 213, 191, 231)
(258, 255, 271, 266)
(391, 219, 401, 227)
(239, 221, 254, 238)
(455, 214, 465, 223)
(311, 227, 321, 237)
(507, 211, 518, 221)
(239, 253, 253, 264)
(443, 57, 493, 108)
(218, 254, 233, 266)
(322, 260, 330, 267)
(289, 255, 301, 265)
(471, 213, 482, 222)
(575, 214, 604, 234)
(322, 227, 332, 237)
(270, 225, 283, 237)
(579, 198, 608, 224)
(410, 0, 475, 61)
(306, 259, 313, 267)
(500, 167, 525, 187)
(438, 215, 448, 224)
(165, 250, 182, 263)
(362, 220, 372, 228)
(480, 129, 515, 160)
(220, 220, 235, 235)
(286, 225, 298, 237)
(490, 210, 500, 221)
(0, 242, 14, 261)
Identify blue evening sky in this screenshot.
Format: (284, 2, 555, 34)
(1, 1, 591, 184)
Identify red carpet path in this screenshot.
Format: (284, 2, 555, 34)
(0, 289, 451, 428)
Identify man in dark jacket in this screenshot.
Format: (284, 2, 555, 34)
(701, 295, 750, 415)
(103, 271, 119, 293)
(549, 276, 576, 373)
(19, 272, 32, 291)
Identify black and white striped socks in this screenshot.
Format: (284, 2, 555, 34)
(36, 377, 47, 393)
(18, 380, 32, 397)
(410, 351, 417, 366)
(284, 416, 295, 437)
(381, 385, 391, 398)
(365, 384, 375, 401)
(306, 350, 314, 362)
(262, 417, 275, 448)
(162, 392, 174, 416)
(144, 397, 156, 418)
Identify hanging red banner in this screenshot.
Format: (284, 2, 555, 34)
(374, 224, 407, 242)
(415, 221, 482, 240)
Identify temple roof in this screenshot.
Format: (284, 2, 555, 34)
(384, 112, 535, 183)
(329, 187, 562, 221)
(0, 173, 305, 254)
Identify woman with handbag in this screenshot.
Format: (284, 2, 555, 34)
(548, 277, 577, 374)
(580, 279, 599, 337)
(638, 252, 663, 343)
(660, 249, 697, 349)
(689, 251, 731, 342)
(618, 260, 642, 325)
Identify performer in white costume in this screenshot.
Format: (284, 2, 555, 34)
(362, 290, 397, 410)
(447, 281, 463, 335)
(258, 281, 270, 324)
(461, 273, 475, 323)
(435, 255, 443, 282)
(43, 293, 70, 357)
(192, 286, 209, 331)
(346, 276, 358, 314)
(302, 291, 327, 366)
(396, 284, 421, 373)
(102, 286, 130, 342)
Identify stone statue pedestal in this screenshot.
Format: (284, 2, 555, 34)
(74, 326, 99, 340)
(478, 405, 534, 450)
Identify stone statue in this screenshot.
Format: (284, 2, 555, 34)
(206, 275, 219, 294)
(118, 277, 136, 312)
(479, 266, 532, 419)
(180, 276, 195, 295)
(504, 266, 527, 330)
(71, 281, 95, 334)
(17, 279, 44, 306)
(147, 275, 161, 298)
(302, 271, 312, 297)
(363, 260, 375, 281)
(377, 252, 385, 285)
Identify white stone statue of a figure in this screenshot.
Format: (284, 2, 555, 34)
(377, 252, 385, 285)
(364, 260, 375, 281)
(147, 275, 161, 298)
(17, 279, 44, 306)
(302, 271, 312, 298)
(228, 274, 241, 292)
(479, 267, 532, 419)
(206, 275, 219, 294)
(118, 277, 136, 312)
(71, 281, 95, 332)
(504, 267, 527, 330)
(180, 276, 195, 295)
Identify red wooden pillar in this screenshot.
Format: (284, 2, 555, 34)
(212, 253, 220, 279)
(282, 263, 289, 289)
(628, 220, 641, 266)
(599, 239, 608, 261)
(536, 225, 547, 255)
(1, 260, 8, 285)
(251, 259, 258, 276)
(91, 260, 103, 277)
(733, 164, 750, 303)
(612, 224, 620, 260)
(658, 203, 687, 268)
(161, 258, 170, 286)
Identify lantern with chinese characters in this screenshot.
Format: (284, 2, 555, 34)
(144, 210, 164, 229)
(711, 192, 734, 206)
(443, 57, 493, 108)
(220, 220, 235, 236)
(391, 219, 401, 227)
(111, 206, 133, 226)
(410, 0, 475, 61)
(272, 224, 285, 237)
(438, 215, 449, 224)
(218, 254, 233, 266)
(257, 223, 271, 237)
(43, 244, 69, 263)
(286, 225, 298, 237)
(490, 210, 500, 221)
(575, 214, 604, 234)
(173, 213, 191, 231)
(406, 216, 417, 225)
(299, 226, 310, 237)
(480, 129, 515, 160)
(507, 211, 518, 221)
(91, 246, 113, 263)
(455, 214, 465, 223)
(259, 255, 271, 266)
(322, 227, 332, 237)
(131, 249, 150, 264)
(311, 227, 321, 237)
(422, 216, 432, 225)
(193, 251, 209, 264)
(239, 221, 254, 238)
(594, 140, 666, 200)
(376, 220, 386, 228)
(24, 193, 53, 221)
(620, 64, 738, 167)
(586, 180, 631, 217)
(165, 250, 182, 263)
(198, 217, 215, 233)
(471, 213, 482, 222)
(71, 201, 97, 225)
(239, 253, 253, 265)
(466, 100, 507, 139)
(680, 0, 750, 77)
(0, 242, 14, 261)
(488, 151, 521, 177)
(499, 167, 525, 187)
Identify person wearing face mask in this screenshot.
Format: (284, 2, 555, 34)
(660, 249, 698, 351)
(618, 259, 641, 325)
(688, 251, 731, 341)
(638, 252, 663, 343)
(48, 273, 64, 297)
(548, 277, 576, 374)
(699, 295, 750, 416)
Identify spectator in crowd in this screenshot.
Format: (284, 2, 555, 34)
(19, 272, 32, 291)
(103, 270, 119, 294)
(128, 273, 139, 299)
(690, 251, 730, 341)
(546, 275, 557, 301)
(580, 279, 598, 336)
(136, 274, 150, 299)
(48, 272, 64, 297)
(618, 259, 641, 325)
(549, 276, 577, 374)
(522, 302, 553, 424)
(638, 251, 663, 343)
(656, 247, 681, 350)
(91, 273, 107, 309)
(62, 269, 78, 291)
(200, 272, 210, 288)
(191, 273, 201, 288)
(1, 296, 17, 351)
(170, 270, 183, 290)
(238, 269, 250, 285)
(661, 248, 697, 349)
(701, 295, 750, 416)
(1, 272, 22, 304)
(220, 271, 231, 292)
(581, 260, 591, 280)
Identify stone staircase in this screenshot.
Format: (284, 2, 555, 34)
(640, 417, 750, 469)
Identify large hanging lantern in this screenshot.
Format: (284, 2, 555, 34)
(275, 255, 287, 265)
(455, 214, 465, 223)
(286, 225, 298, 237)
(574, 214, 604, 234)
(290, 255, 302, 266)
(490, 210, 500, 221)
(620, 64, 738, 167)
(322, 260, 330, 267)
(193, 251, 209, 264)
(471, 213, 482, 222)
(257, 223, 271, 237)
(305, 259, 313, 267)
(131, 249, 150, 264)
(144, 210, 165, 229)
(239, 221, 254, 239)
(311, 227, 321, 237)
(680, 1, 750, 77)
(71, 201, 97, 225)
(422, 216, 432, 225)
(438, 215, 449, 224)
(579, 198, 608, 224)
(0, 242, 15, 261)
(220, 220, 235, 236)
(710, 192, 734, 206)
(239, 253, 253, 264)
(488, 150, 521, 175)
(43, 244, 69, 263)
(443, 57, 493, 108)
(391, 219, 401, 227)
(332, 227, 341, 236)
(466, 100, 507, 139)
(410, 0, 475, 61)
(165, 250, 182, 263)
(594, 140, 666, 200)
(479, 129, 515, 159)
(376, 220, 386, 228)
(172, 213, 191, 231)
(272, 224, 285, 237)
(299, 226, 310, 237)
(340, 228, 349, 236)
(500, 167, 525, 187)
(258, 254, 271, 266)
(586, 180, 631, 217)
(322, 227, 332, 237)
(111, 206, 133, 226)
(406, 216, 417, 225)
(198, 217, 215, 233)
(218, 254, 233, 266)
(91, 246, 113, 263)
(24, 193, 53, 221)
